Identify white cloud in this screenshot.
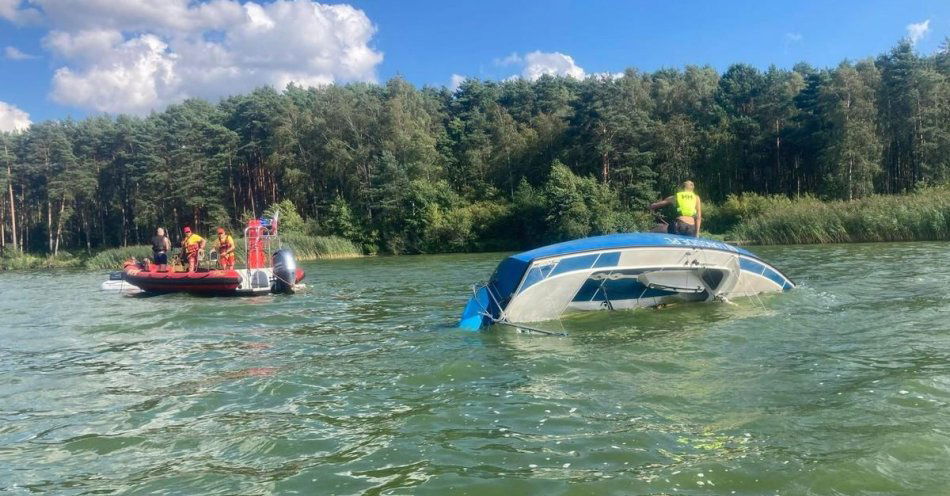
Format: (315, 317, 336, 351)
(51, 35, 180, 114)
(590, 71, 624, 80)
(44, 29, 125, 60)
(783, 32, 803, 53)
(449, 74, 465, 91)
(0, 0, 42, 24)
(0, 101, 31, 132)
(503, 51, 586, 81)
(907, 19, 930, 45)
(494, 52, 522, 66)
(35, 0, 245, 34)
(23, 0, 383, 114)
(3, 45, 36, 60)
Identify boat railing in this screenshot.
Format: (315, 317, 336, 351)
(242, 221, 282, 270)
(172, 225, 280, 272)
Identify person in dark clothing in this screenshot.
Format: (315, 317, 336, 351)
(151, 227, 172, 272)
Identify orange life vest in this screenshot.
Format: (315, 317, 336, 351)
(217, 234, 234, 254)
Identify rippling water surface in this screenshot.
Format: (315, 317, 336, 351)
(1, 242, 948, 495)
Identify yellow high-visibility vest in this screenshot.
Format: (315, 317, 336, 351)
(183, 233, 204, 254)
(675, 191, 698, 217)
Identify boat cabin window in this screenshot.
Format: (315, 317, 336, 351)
(701, 269, 725, 291)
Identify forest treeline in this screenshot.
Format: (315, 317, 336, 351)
(1, 40, 948, 256)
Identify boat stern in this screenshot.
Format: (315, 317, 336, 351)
(458, 285, 491, 331)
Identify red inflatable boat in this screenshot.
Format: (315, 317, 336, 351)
(121, 262, 304, 294)
(121, 217, 305, 295)
(122, 263, 242, 293)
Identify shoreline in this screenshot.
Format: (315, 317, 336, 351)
(3, 236, 947, 273)
(3, 186, 947, 272)
(0, 234, 364, 271)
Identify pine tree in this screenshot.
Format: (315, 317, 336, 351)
(820, 61, 882, 199)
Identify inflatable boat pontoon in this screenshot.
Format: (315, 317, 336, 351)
(459, 233, 793, 331)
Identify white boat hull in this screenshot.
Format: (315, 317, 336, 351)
(459, 233, 794, 330)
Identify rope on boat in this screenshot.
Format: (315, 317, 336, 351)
(494, 321, 568, 337)
(273, 271, 296, 289)
(469, 283, 568, 337)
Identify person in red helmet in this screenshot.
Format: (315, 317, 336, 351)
(215, 227, 236, 270)
(181, 226, 206, 272)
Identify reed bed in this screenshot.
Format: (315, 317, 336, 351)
(731, 186, 950, 245)
(280, 234, 363, 260)
(84, 245, 153, 270)
(81, 235, 362, 270)
(0, 252, 84, 270)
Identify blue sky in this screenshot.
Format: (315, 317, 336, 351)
(1, 0, 948, 128)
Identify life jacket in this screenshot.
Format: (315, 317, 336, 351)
(217, 235, 234, 254)
(675, 191, 698, 217)
(183, 234, 203, 255)
(151, 235, 168, 253)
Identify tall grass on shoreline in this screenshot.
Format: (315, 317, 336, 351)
(80, 235, 363, 270)
(0, 252, 85, 270)
(730, 186, 950, 245)
(83, 246, 154, 270)
(280, 234, 363, 260)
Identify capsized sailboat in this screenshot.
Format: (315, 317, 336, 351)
(458, 233, 793, 331)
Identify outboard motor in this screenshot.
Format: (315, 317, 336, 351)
(271, 249, 298, 294)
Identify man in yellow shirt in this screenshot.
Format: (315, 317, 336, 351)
(181, 226, 206, 272)
(215, 227, 236, 270)
(649, 180, 702, 237)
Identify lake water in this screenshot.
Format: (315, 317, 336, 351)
(1, 242, 948, 495)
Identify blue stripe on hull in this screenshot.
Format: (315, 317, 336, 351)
(511, 233, 751, 262)
(594, 251, 621, 268)
(518, 251, 621, 294)
(740, 257, 793, 290)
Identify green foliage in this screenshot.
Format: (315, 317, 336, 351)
(421, 200, 513, 253)
(280, 234, 363, 260)
(819, 60, 882, 200)
(544, 161, 623, 241)
(324, 195, 362, 242)
(504, 162, 652, 246)
(703, 193, 796, 233)
(84, 245, 153, 270)
(265, 199, 307, 235)
(731, 185, 950, 244)
(82, 235, 362, 270)
(0, 251, 84, 270)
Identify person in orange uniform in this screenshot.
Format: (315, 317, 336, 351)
(215, 227, 236, 270)
(181, 226, 206, 272)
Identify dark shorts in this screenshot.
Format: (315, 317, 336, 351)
(153, 252, 168, 264)
(674, 220, 697, 237)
